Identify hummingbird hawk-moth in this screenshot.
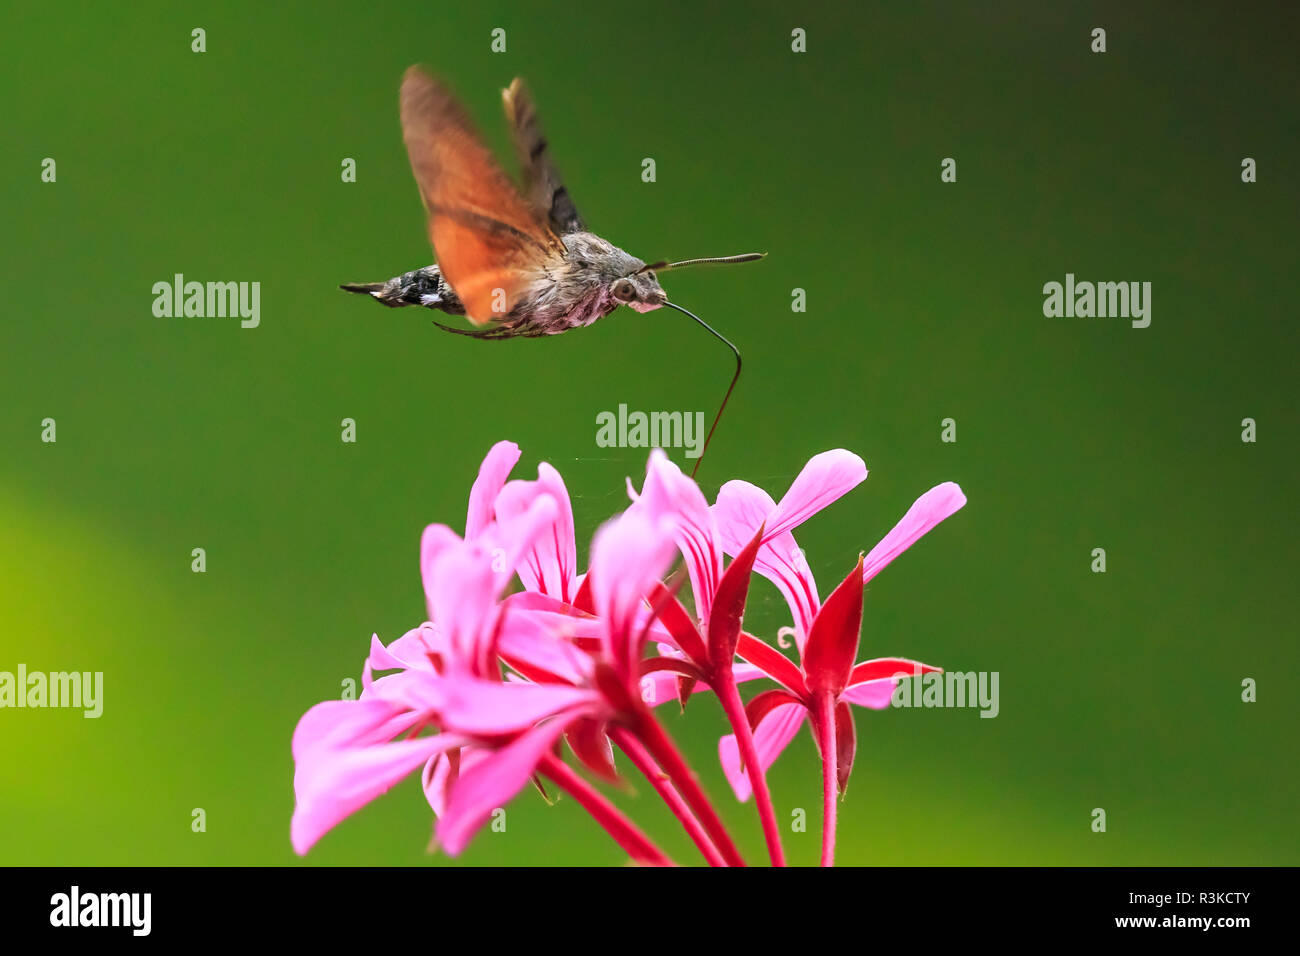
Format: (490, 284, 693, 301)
(342, 68, 762, 474)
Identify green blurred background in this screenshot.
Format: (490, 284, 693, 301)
(2, 0, 1296, 866)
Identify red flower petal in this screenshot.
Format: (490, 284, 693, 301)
(572, 573, 596, 614)
(648, 580, 708, 666)
(707, 525, 764, 671)
(834, 700, 856, 796)
(745, 688, 806, 729)
(676, 675, 698, 711)
(848, 657, 941, 684)
(736, 633, 809, 700)
(638, 657, 707, 682)
(565, 718, 620, 784)
(802, 556, 864, 697)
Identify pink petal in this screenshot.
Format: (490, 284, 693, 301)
(718, 702, 807, 802)
(420, 524, 462, 622)
(713, 479, 777, 553)
(712, 450, 866, 648)
(476, 493, 562, 595)
(498, 602, 676, 654)
(862, 482, 967, 584)
(363, 626, 443, 690)
(714, 480, 820, 645)
(631, 450, 723, 621)
(437, 717, 575, 855)
(426, 543, 502, 673)
(841, 677, 897, 710)
(640, 666, 708, 707)
(291, 698, 417, 761)
(425, 496, 558, 674)
(465, 440, 521, 539)
(755, 534, 820, 648)
(438, 675, 600, 735)
(495, 462, 578, 602)
(732, 661, 770, 686)
(501, 589, 675, 645)
(640, 660, 767, 707)
(360, 666, 447, 712)
(589, 508, 677, 677)
(366, 630, 419, 673)
(764, 450, 867, 540)
(292, 732, 464, 855)
(496, 610, 594, 685)
(502, 590, 589, 615)
(423, 752, 452, 818)
(639, 669, 689, 707)
(423, 746, 490, 818)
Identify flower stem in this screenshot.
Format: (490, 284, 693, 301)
(540, 753, 675, 867)
(631, 707, 747, 867)
(813, 693, 837, 867)
(713, 672, 787, 866)
(610, 726, 727, 867)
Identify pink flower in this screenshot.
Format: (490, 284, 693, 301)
(291, 665, 453, 854)
(292, 444, 569, 854)
(426, 439, 582, 610)
(432, 506, 678, 854)
(631, 449, 868, 706)
(496, 461, 580, 604)
(290, 438, 969, 867)
(711, 449, 867, 646)
(432, 679, 604, 854)
(712, 478, 967, 802)
(626, 448, 869, 866)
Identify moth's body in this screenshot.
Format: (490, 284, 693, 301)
(341, 70, 746, 339)
(339, 68, 757, 469)
(346, 231, 666, 338)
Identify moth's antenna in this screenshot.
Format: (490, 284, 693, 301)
(640, 252, 765, 273)
(662, 301, 741, 479)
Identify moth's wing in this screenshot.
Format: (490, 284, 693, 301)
(502, 78, 586, 235)
(400, 67, 565, 325)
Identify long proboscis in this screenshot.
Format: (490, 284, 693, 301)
(662, 300, 742, 479)
(639, 252, 765, 273)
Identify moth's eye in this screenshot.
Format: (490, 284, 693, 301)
(612, 279, 636, 301)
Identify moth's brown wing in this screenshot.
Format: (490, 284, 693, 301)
(502, 78, 585, 235)
(400, 67, 564, 325)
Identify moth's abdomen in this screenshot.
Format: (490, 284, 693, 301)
(340, 265, 466, 315)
